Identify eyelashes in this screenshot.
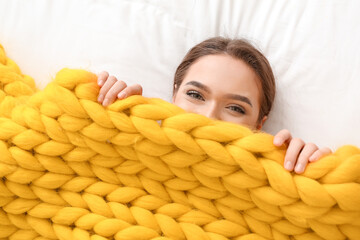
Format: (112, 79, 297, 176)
(226, 105, 246, 114)
(185, 90, 246, 115)
(186, 90, 204, 101)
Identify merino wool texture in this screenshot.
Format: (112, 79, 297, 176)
(0, 43, 360, 240)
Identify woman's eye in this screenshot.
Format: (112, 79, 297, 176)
(186, 90, 204, 101)
(227, 105, 245, 114)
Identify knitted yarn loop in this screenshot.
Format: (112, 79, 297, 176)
(0, 44, 359, 240)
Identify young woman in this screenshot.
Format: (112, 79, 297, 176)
(96, 37, 331, 174)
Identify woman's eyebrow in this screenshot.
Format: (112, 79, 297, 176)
(185, 81, 211, 93)
(225, 94, 253, 107)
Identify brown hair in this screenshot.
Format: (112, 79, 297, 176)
(173, 37, 275, 124)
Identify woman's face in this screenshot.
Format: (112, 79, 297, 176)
(172, 54, 266, 129)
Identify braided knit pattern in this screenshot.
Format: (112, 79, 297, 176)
(0, 44, 360, 240)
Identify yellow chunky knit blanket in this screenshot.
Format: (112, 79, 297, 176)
(0, 44, 359, 240)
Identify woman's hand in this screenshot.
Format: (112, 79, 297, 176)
(273, 129, 332, 174)
(97, 71, 143, 106)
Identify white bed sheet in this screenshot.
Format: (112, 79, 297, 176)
(0, 0, 359, 150)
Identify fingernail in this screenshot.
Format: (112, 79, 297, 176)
(285, 161, 293, 171)
(295, 163, 304, 173)
(98, 94, 104, 102)
(118, 92, 126, 99)
(102, 99, 109, 107)
(98, 80, 103, 86)
(273, 139, 281, 146)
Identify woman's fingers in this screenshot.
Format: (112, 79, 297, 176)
(284, 138, 305, 171)
(102, 80, 127, 106)
(118, 84, 143, 99)
(309, 147, 332, 162)
(273, 129, 292, 146)
(97, 71, 144, 107)
(274, 129, 332, 174)
(98, 75, 120, 103)
(294, 143, 318, 173)
(100, 83, 143, 107)
(97, 71, 109, 86)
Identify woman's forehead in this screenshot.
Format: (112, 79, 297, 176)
(183, 54, 261, 96)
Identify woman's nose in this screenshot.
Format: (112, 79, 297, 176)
(203, 105, 219, 120)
